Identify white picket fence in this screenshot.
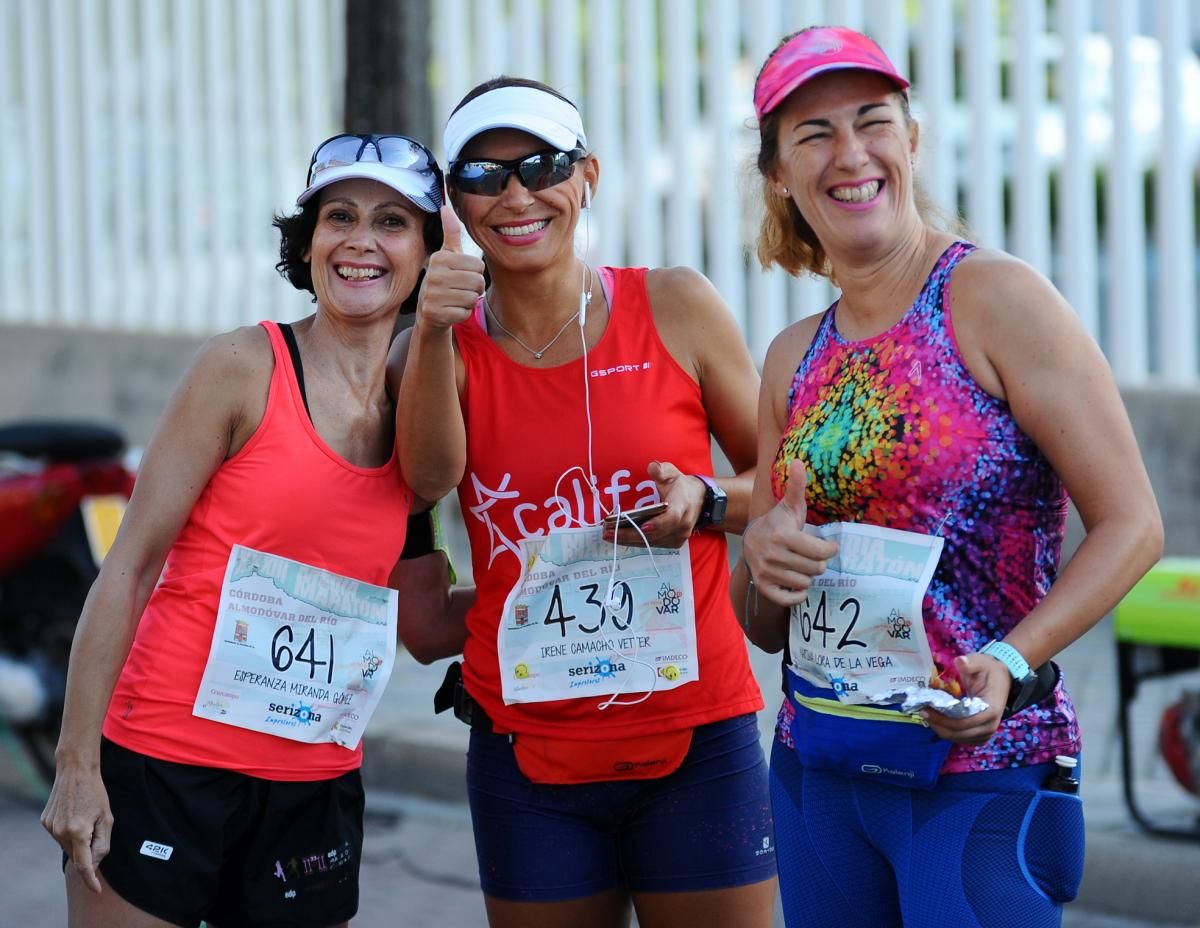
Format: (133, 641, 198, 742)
(0, 0, 347, 335)
(2, 0, 1198, 386)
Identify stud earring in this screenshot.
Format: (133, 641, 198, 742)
(782, 186, 789, 195)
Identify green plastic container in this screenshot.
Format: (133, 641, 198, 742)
(1113, 558, 1200, 648)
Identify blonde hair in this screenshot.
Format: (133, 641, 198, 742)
(756, 175, 830, 279)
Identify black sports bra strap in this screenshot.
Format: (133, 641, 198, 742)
(278, 323, 312, 422)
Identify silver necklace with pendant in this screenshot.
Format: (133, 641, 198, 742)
(484, 266, 593, 360)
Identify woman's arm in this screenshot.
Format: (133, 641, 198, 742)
(628, 266, 759, 547)
(391, 207, 485, 502)
(41, 328, 267, 891)
(927, 251, 1163, 744)
(391, 503, 475, 664)
(731, 318, 837, 652)
(392, 552, 475, 664)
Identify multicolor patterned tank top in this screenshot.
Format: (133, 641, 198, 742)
(771, 242, 1080, 773)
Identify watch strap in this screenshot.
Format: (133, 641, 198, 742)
(691, 474, 726, 529)
(979, 640, 1032, 681)
(981, 640, 1048, 718)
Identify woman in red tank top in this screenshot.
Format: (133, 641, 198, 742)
(42, 135, 472, 928)
(393, 78, 774, 928)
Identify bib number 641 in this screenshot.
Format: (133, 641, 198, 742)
(271, 625, 335, 684)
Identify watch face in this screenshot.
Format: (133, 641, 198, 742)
(709, 487, 728, 525)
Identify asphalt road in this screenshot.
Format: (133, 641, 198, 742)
(2, 788, 1194, 928)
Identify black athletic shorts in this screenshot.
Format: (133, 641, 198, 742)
(92, 736, 364, 928)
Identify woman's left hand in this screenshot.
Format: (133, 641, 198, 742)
(602, 461, 705, 549)
(922, 652, 1010, 745)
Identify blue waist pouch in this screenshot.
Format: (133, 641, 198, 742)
(784, 667, 952, 789)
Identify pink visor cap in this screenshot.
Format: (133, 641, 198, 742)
(753, 26, 909, 120)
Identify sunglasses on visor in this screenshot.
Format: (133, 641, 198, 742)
(448, 147, 585, 197)
(306, 133, 443, 200)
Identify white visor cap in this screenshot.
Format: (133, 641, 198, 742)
(296, 161, 442, 212)
(444, 86, 588, 164)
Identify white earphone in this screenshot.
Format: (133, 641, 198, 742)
(579, 264, 589, 328)
(578, 185, 592, 328)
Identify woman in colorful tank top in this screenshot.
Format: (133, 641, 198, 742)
(392, 78, 776, 927)
(733, 26, 1162, 928)
(41, 134, 470, 928)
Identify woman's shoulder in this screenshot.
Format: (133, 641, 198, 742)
(642, 265, 742, 334)
(644, 264, 717, 304)
(950, 247, 1075, 334)
(952, 247, 1057, 307)
(148, 324, 274, 461)
(768, 312, 826, 362)
(642, 265, 753, 375)
(193, 323, 274, 382)
(178, 324, 275, 425)
(762, 313, 825, 389)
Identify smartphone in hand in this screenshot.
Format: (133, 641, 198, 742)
(602, 502, 668, 529)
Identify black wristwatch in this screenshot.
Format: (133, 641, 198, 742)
(692, 475, 728, 529)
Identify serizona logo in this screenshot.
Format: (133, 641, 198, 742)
(268, 702, 322, 725)
(567, 658, 625, 678)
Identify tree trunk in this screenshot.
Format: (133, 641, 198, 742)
(342, 0, 432, 142)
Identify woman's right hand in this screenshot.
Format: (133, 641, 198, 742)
(41, 759, 113, 893)
(742, 461, 837, 607)
(415, 205, 487, 331)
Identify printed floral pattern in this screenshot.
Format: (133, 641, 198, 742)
(771, 242, 1079, 773)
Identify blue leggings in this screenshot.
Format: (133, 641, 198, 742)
(770, 739, 1084, 928)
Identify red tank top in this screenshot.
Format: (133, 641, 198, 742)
(455, 266, 762, 739)
(104, 321, 412, 780)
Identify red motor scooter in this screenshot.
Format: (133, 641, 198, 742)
(0, 421, 134, 788)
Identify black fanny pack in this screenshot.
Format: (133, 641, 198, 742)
(434, 661, 492, 732)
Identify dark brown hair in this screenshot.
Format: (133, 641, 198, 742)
(450, 75, 577, 120)
(273, 197, 443, 314)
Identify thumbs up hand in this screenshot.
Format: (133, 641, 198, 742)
(415, 205, 486, 331)
(742, 460, 838, 608)
(779, 459, 809, 524)
(440, 203, 465, 255)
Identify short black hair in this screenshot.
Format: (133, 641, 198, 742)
(273, 199, 444, 314)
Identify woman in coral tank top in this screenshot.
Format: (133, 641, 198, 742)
(42, 134, 469, 928)
(393, 77, 775, 927)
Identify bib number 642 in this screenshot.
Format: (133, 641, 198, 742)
(796, 589, 866, 651)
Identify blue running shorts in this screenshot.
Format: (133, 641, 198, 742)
(770, 738, 1085, 928)
(466, 713, 777, 901)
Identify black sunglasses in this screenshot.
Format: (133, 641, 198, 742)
(448, 147, 585, 197)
